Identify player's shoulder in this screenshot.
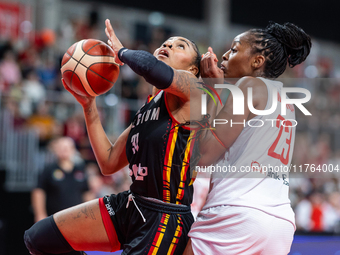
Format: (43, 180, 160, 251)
(236, 76, 267, 92)
(236, 76, 265, 87)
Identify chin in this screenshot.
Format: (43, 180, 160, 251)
(158, 57, 169, 64)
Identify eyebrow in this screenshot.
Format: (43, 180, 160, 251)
(234, 40, 242, 45)
(179, 39, 190, 48)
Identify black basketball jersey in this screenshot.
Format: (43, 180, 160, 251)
(126, 91, 196, 206)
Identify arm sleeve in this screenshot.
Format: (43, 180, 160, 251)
(118, 48, 174, 90)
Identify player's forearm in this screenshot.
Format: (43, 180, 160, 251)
(118, 48, 173, 86)
(82, 101, 116, 174)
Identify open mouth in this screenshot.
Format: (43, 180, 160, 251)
(158, 49, 169, 58)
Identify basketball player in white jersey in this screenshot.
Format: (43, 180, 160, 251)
(184, 22, 312, 255)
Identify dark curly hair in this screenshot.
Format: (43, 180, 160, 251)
(246, 21, 312, 78)
(189, 40, 201, 78)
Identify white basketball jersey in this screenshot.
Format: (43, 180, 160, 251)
(203, 77, 296, 227)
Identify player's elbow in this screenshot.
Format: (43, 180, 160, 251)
(100, 165, 115, 176)
(99, 162, 123, 176)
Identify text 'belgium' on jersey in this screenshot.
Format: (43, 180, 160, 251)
(126, 90, 197, 206)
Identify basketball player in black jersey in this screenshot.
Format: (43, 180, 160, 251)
(24, 19, 204, 255)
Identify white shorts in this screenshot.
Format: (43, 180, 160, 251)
(188, 205, 295, 255)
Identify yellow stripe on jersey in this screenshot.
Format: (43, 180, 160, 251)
(163, 125, 179, 203)
(176, 130, 195, 203)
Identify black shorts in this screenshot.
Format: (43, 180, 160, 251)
(101, 190, 194, 255)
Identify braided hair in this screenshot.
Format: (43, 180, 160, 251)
(189, 40, 201, 78)
(246, 22, 312, 78)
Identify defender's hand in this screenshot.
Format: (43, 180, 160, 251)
(200, 47, 224, 86)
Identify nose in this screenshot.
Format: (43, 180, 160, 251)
(163, 42, 172, 49)
(222, 50, 230, 61)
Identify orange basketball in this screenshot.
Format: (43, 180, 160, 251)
(61, 39, 120, 97)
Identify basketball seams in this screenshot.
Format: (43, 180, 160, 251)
(72, 40, 100, 96)
(73, 62, 98, 97)
(72, 57, 117, 94)
(71, 72, 90, 96)
(74, 40, 105, 96)
(61, 42, 77, 67)
(69, 40, 86, 92)
(61, 39, 119, 97)
(86, 64, 116, 94)
(87, 63, 116, 84)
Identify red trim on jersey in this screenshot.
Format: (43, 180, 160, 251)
(98, 197, 121, 252)
(164, 92, 191, 130)
(147, 90, 163, 104)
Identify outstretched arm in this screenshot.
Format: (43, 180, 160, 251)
(105, 19, 202, 101)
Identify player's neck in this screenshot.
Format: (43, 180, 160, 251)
(152, 87, 160, 97)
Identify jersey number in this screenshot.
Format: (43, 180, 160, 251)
(131, 133, 139, 154)
(268, 114, 293, 165)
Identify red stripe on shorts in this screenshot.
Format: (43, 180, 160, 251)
(99, 197, 121, 252)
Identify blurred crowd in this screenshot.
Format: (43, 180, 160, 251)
(1, 11, 340, 234)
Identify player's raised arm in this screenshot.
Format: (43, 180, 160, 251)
(105, 19, 202, 101)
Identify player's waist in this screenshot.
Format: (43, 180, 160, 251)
(131, 191, 191, 214)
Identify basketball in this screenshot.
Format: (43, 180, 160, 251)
(60, 39, 120, 97)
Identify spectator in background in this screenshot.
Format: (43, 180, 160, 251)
(37, 59, 58, 90)
(63, 111, 87, 148)
(4, 98, 26, 129)
(295, 190, 340, 233)
(18, 46, 41, 77)
(22, 69, 46, 111)
(31, 136, 93, 223)
(0, 50, 21, 92)
(26, 101, 60, 148)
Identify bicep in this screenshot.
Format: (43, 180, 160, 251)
(165, 70, 201, 100)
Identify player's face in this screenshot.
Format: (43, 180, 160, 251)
(220, 32, 255, 80)
(154, 37, 197, 71)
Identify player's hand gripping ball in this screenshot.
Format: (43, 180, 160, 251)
(61, 39, 120, 97)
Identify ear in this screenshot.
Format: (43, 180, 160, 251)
(252, 55, 265, 70)
(189, 65, 199, 76)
